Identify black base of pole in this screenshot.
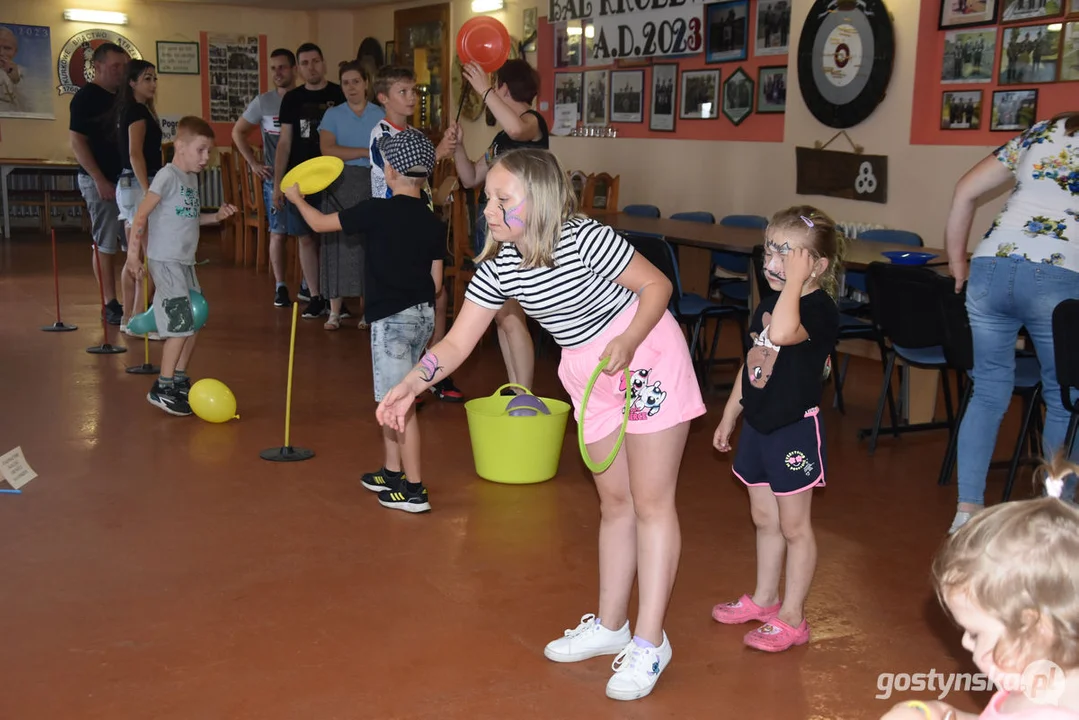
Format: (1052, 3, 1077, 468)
(260, 446, 314, 462)
(87, 343, 127, 355)
(126, 363, 159, 374)
(42, 322, 77, 332)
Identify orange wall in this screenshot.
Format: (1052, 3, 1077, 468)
(910, 0, 1077, 145)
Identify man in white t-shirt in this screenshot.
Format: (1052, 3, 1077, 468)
(231, 48, 297, 308)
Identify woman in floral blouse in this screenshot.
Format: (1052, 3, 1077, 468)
(945, 111, 1078, 534)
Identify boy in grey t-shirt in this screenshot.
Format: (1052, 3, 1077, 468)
(125, 116, 236, 416)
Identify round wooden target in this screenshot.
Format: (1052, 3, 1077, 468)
(797, 0, 895, 128)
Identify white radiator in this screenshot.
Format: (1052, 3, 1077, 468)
(198, 167, 223, 209)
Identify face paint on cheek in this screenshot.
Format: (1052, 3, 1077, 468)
(501, 201, 525, 229)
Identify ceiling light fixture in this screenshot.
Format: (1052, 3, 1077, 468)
(63, 9, 129, 25)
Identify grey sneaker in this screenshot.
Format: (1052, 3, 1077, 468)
(948, 509, 973, 535)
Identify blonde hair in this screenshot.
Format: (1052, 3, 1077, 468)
(476, 148, 579, 269)
(765, 206, 846, 299)
(933, 452, 1079, 672)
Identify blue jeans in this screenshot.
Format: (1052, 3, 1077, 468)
(262, 180, 287, 235)
(370, 303, 435, 402)
(957, 257, 1079, 505)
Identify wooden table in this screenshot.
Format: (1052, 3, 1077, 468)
(592, 211, 948, 425)
(1, 158, 81, 238)
(591, 212, 945, 295)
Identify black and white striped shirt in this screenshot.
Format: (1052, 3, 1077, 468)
(466, 217, 637, 348)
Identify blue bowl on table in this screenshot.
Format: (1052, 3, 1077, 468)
(882, 250, 938, 265)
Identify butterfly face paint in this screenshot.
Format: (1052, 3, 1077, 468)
(500, 201, 526, 230)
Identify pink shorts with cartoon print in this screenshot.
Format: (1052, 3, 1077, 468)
(558, 301, 707, 445)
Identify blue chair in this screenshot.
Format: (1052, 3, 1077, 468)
(714, 215, 768, 303)
(671, 211, 716, 224)
(623, 204, 661, 218)
(861, 263, 958, 455)
(624, 232, 744, 387)
(844, 228, 924, 298)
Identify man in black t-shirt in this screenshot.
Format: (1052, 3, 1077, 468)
(272, 42, 345, 319)
(69, 42, 129, 324)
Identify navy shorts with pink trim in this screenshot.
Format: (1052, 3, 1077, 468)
(733, 408, 826, 495)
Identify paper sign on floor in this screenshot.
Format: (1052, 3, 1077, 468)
(0, 446, 37, 493)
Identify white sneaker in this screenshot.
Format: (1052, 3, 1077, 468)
(948, 510, 973, 535)
(606, 632, 672, 701)
(543, 613, 631, 663)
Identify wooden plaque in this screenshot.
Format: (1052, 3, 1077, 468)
(795, 147, 888, 204)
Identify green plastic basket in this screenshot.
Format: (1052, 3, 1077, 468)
(464, 384, 571, 484)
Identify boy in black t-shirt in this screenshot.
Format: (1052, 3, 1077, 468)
(273, 42, 346, 319)
(285, 128, 444, 514)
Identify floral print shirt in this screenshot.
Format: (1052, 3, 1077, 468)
(974, 118, 1079, 271)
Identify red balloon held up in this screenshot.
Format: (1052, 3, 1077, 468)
(456, 16, 511, 73)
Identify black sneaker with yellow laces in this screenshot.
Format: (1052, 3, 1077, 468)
(361, 467, 405, 493)
(378, 482, 431, 513)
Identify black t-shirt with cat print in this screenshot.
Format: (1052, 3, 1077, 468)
(740, 289, 839, 434)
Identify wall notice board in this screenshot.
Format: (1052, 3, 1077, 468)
(198, 32, 268, 148)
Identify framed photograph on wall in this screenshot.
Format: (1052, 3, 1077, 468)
(650, 63, 677, 131)
(523, 7, 538, 52)
(610, 70, 644, 123)
(385, 41, 395, 64)
(680, 69, 719, 119)
(939, 0, 999, 28)
(999, 22, 1062, 83)
(942, 28, 996, 82)
(755, 0, 791, 56)
(941, 90, 983, 129)
(554, 72, 583, 121)
(1061, 21, 1079, 80)
(706, 0, 749, 63)
(990, 88, 1038, 130)
(1000, 0, 1063, 23)
(583, 69, 609, 126)
(757, 66, 787, 113)
(722, 67, 754, 125)
(156, 41, 200, 75)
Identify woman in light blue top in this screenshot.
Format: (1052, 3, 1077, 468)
(318, 60, 385, 328)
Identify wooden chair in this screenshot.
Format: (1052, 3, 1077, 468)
(445, 184, 476, 323)
(217, 150, 245, 265)
(236, 146, 268, 271)
(581, 173, 620, 213)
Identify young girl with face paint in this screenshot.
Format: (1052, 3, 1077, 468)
(376, 148, 705, 701)
(711, 206, 841, 653)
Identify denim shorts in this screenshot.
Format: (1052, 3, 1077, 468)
(78, 173, 124, 254)
(370, 303, 435, 402)
(116, 172, 148, 225)
(262, 180, 287, 235)
(285, 191, 321, 237)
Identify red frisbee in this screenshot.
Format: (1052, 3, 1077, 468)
(456, 16, 511, 73)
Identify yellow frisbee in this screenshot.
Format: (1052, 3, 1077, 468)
(281, 156, 345, 195)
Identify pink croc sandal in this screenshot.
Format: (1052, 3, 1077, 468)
(743, 618, 810, 652)
(712, 594, 781, 625)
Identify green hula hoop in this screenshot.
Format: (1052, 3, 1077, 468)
(578, 361, 632, 473)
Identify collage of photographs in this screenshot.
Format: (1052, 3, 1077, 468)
(551, 0, 790, 134)
(938, 0, 1078, 131)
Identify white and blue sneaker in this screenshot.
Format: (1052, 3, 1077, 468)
(543, 614, 631, 663)
(605, 632, 672, 701)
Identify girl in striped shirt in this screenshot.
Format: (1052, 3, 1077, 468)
(376, 148, 705, 701)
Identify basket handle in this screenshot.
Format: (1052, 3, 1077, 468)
(492, 383, 533, 398)
(578, 361, 631, 474)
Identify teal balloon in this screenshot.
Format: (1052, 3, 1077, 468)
(125, 291, 209, 334)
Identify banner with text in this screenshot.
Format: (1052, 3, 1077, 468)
(589, 5, 703, 59)
(549, 0, 708, 22)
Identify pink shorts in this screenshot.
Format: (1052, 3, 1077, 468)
(558, 302, 707, 445)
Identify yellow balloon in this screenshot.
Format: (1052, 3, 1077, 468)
(188, 379, 239, 423)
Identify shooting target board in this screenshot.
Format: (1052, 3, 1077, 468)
(798, 0, 895, 129)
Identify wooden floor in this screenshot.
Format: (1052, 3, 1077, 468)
(0, 231, 1031, 719)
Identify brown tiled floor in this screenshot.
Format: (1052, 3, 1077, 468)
(0, 232, 1029, 719)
